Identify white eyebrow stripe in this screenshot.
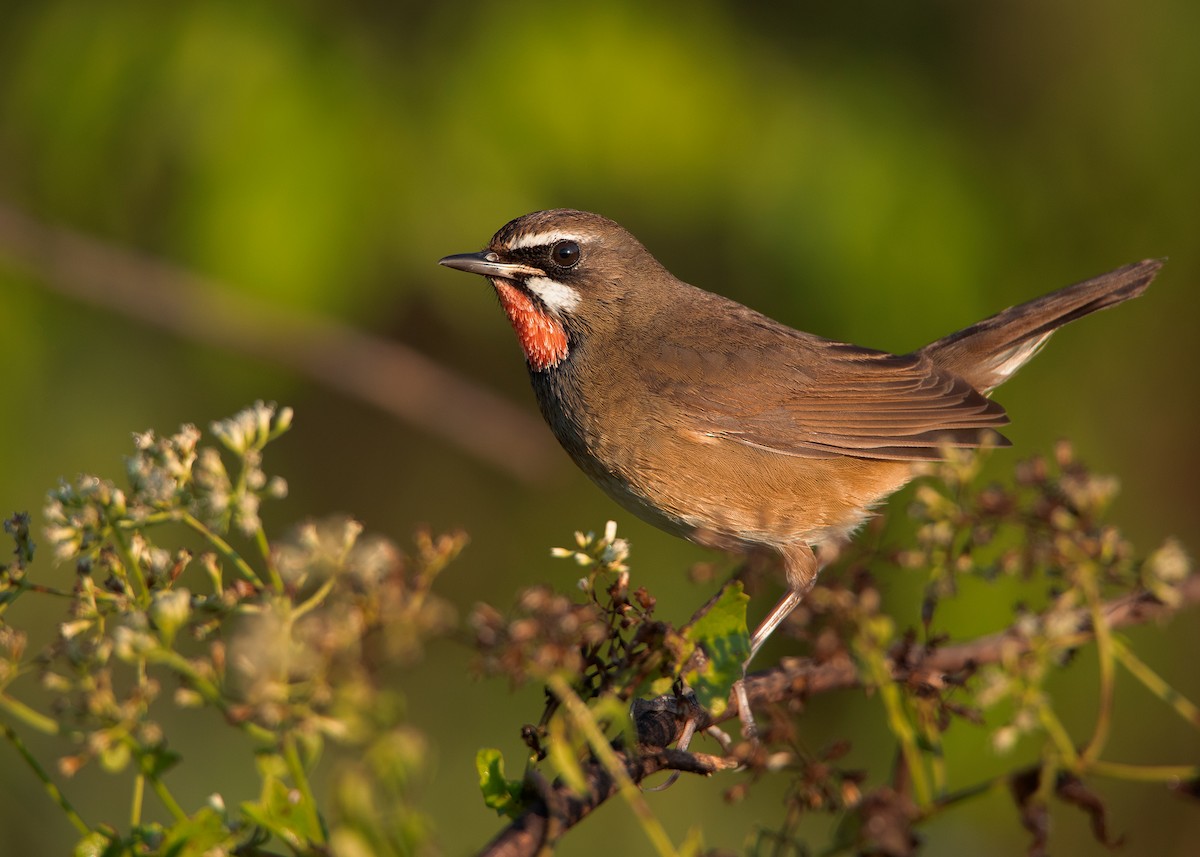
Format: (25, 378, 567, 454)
(525, 276, 582, 313)
(506, 230, 581, 251)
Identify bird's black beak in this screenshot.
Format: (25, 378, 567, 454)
(438, 251, 544, 281)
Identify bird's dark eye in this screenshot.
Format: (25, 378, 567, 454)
(550, 240, 581, 269)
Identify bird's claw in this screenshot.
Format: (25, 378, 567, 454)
(631, 690, 714, 792)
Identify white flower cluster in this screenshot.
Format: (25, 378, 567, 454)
(273, 515, 401, 589)
(550, 520, 631, 592)
(211, 401, 293, 455)
(43, 403, 293, 565)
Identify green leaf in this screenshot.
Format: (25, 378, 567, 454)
(241, 778, 322, 846)
(682, 582, 750, 717)
(159, 808, 236, 857)
(476, 748, 525, 818)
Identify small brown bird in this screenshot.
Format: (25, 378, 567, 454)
(440, 209, 1160, 687)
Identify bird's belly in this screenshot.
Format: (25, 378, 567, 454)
(561, 422, 914, 555)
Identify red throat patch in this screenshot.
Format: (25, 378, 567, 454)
(491, 279, 569, 371)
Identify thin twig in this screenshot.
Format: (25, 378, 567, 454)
(0, 201, 556, 482)
(2, 723, 91, 836)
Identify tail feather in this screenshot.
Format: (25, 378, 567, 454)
(920, 259, 1163, 393)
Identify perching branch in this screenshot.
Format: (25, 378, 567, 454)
(0, 201, 556, 482)
(734, 572, 1200, 718)
(478, 574, 1200, 857)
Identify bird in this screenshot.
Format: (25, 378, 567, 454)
(439, 208, 1160, 729)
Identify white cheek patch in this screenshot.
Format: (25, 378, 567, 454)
(525, 276, 582, 314)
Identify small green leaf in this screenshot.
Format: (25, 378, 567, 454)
(241, 778, 322, 846)
(476, 748, 525, 818)
(683, 582, 750, 716)
(158, 808, 236, 857)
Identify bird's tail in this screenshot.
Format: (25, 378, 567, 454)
(919, 259, 1163, 393)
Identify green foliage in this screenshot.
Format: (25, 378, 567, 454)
(0, 403, 461, 856)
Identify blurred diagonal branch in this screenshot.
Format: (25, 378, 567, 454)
(0, 201, 556, 483)
(480, 574, 1200, 857)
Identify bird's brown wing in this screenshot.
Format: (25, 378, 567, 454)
(641, 323, 1010, 462)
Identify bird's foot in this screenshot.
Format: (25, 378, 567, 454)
(732, 676, 759, 741)
(631, 690, 710, 749)
(631, 690, 714, 792)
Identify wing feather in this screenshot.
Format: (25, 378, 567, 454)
(640, 322, 1009, 462)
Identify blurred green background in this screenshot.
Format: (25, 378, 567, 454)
(1, 0, 1197, 854)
